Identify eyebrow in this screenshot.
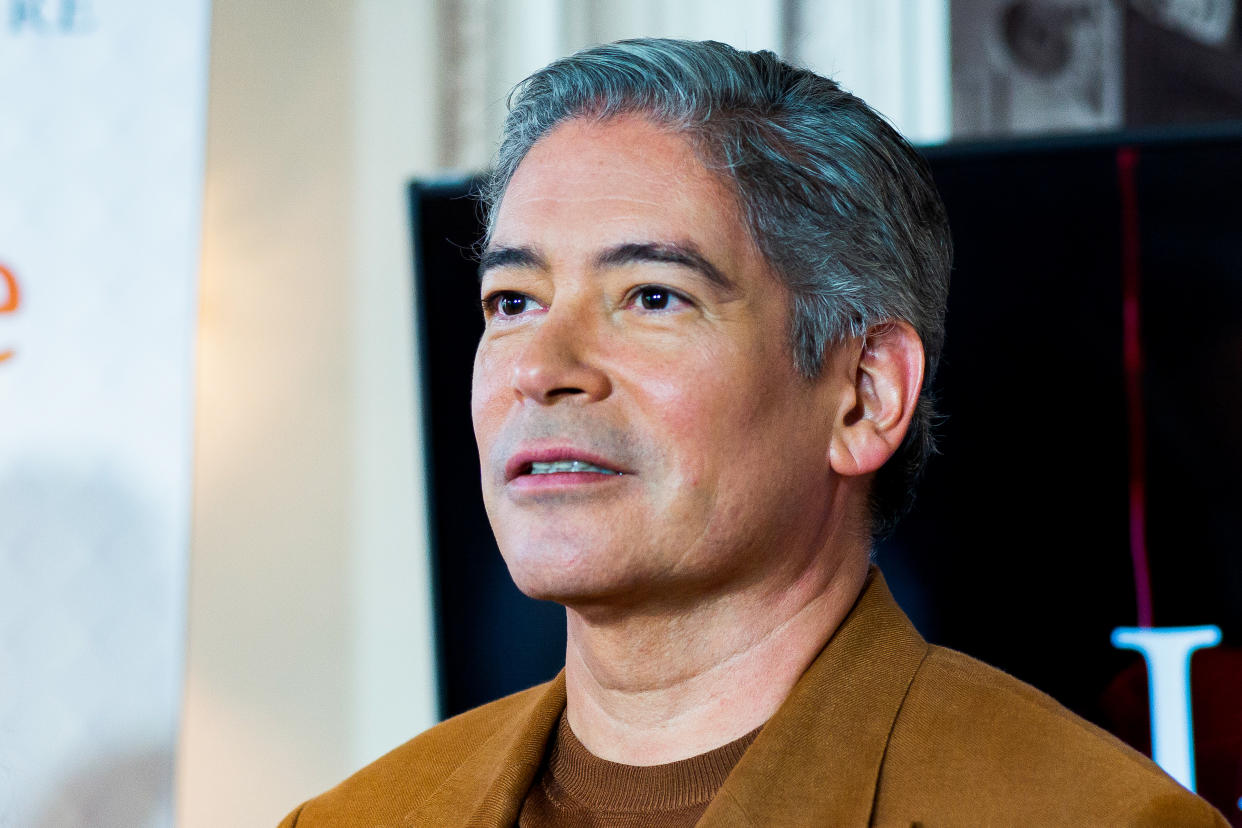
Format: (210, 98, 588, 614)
(596, 242, 735, 292)
(479, 241, 735, 292)
(477, 246, 546, 282)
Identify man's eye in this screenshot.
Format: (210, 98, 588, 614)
(631, 285, 685, 312)
(485, 291, 541, 317)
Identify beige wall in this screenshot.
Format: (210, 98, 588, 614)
(178, 2, 440, 825)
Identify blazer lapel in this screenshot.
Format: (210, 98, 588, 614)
(699, 569, 929, 827)
(407, 672, 567, 827)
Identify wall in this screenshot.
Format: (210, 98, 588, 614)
(177, 2, 439, 825)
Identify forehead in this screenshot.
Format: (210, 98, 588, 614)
(491, 114, 754, 257)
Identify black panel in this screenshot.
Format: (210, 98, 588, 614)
(1138, 142, 1242, 630)
(878, 143, 1135, 720)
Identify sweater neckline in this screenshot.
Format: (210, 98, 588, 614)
(543, 711, 762, 812)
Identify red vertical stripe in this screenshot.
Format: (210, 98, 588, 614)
(1117, 146, 1153, 628)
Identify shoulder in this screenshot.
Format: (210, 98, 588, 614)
(278, 681, 555, 828)
(875, 645, 1227, 826)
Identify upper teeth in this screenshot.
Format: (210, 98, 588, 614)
(529, 460, 620, 475)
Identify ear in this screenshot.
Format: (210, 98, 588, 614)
(828, 320, 925, 478)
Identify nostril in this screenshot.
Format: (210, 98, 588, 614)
(546, 386, 586, 398)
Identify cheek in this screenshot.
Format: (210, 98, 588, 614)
(622, 346, 764, 485)
(651, 346, 813, 476)
(645, 339, 775, 419)
(471, 343, 507, 435)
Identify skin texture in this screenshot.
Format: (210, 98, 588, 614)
(472, 114, 925, 764)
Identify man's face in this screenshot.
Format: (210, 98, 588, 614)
(472, 114, 845, 611)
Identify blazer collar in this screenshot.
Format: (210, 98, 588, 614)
(407, 672, 566, 827)
(410, 567, 926, 827)
(699, 568, 929, 826)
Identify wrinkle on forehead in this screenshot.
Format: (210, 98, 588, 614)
(500, 193, 669, 212)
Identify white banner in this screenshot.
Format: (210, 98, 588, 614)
(0, 1, 210, 825)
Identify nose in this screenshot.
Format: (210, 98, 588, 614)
(511, 304, 611, 404)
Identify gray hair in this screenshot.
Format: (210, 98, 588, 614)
(481, 38, 952, 538)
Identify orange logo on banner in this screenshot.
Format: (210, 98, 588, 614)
(0, 264, 19, 362)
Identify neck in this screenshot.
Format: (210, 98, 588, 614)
(563, 539, 871, 766)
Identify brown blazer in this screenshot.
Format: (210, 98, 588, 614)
(280, 571, 1227, 826)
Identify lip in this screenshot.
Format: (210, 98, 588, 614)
(504, 444, 630, 483)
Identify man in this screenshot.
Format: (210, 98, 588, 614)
(282, 39, 1226, 826)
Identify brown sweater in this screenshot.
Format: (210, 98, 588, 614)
(517, 713, 760, 827)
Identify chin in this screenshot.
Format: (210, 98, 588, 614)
(500, 543, 643, 607)
(503, 556, 604, 604)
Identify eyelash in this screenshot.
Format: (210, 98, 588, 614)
(481, 291, 541, 318)
(624, 284, 690, 312)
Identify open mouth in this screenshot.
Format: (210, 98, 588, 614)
(526, 459, 622, 476)
(505, 448, 629, 483)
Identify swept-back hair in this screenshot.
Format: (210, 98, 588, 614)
(481, 38, 952, 537)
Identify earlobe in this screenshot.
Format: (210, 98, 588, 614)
(828, 321, 925, 478)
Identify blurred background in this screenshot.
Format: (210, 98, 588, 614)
(2, 1, 1241, 826)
